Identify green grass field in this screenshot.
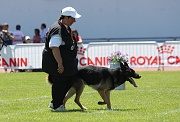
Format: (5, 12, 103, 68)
(0, 71, 179, 122)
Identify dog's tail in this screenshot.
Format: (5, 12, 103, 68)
(47, 74, 53, 85)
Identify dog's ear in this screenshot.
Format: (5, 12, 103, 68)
(120, 62, 124, 68)
(124, 62, 129, 67)
(120, 62, 125, 71)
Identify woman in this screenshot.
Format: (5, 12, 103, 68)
(72, 29, 82, 44)
(42, 7, 81, 112)
(33, 28, 41, 43)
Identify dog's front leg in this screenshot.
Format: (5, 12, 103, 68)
(98, 90, 111, 105)
(98, 90, 111, 110)
(105, 90, 111, 105)
(105, 90, 112, 110)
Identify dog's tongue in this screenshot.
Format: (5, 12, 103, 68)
(128, 77, 138, 87)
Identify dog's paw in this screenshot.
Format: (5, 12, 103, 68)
(98, 101, 106, 105)
(82, 106, 88, 110)
(108, 107, 113, 110)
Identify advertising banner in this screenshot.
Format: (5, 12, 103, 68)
(0, 42, 179, 69)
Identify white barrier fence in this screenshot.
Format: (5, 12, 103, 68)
(0, 41, 179, 70)
(0, 44, 45, 69)
(161, 41, 180, 69)
(86, 42, 159, 68)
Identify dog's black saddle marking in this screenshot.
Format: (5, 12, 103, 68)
(77, 66, 115, 85)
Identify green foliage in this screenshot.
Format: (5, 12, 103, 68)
(0, 71, 179, 122)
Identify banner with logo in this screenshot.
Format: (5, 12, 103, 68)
(86, 42, 159, 68)
(0, 41, 179, 69)
(161, 41, 180, 66)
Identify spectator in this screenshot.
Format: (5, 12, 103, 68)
(16, 36, 32, 72)
(72, 29, 83, 44)
(1, 23, 14, 45)
(33, 28, 41, 43)
(24, 36, 31, 43)
(40, 23, 47, 43)
(12, 25, 25, 45)
(1, 22, 14, 72)
(18, 36, 31, 72)
(0, 24, 3, 36)
(0, 24, 3, 51)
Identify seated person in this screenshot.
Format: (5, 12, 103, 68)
(23, 36, 31, 43)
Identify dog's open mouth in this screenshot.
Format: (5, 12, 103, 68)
(134, 74, 141, 79)
(128, 77, 138, 87)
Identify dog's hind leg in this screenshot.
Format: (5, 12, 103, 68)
(63, 87, 76, 108)
(98, 90, 111, 110)
(74, 85, 87, 110)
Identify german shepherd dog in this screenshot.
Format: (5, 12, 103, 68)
(48, 62, 141, 110)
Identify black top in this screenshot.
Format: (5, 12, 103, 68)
(42, 20, 78, 76)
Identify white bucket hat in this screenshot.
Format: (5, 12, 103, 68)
(61, 7, 81, 19)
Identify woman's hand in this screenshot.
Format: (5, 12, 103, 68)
(57, 63, 64, 74)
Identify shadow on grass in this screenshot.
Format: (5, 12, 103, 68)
(51, 109, 87, 113)
(51, 108, 140, 113)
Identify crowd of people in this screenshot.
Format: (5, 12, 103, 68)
(0, 23, 48, 45)
(0, 22, 83, 46)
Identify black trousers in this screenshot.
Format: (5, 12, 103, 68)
(51, 75, 75, 109)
